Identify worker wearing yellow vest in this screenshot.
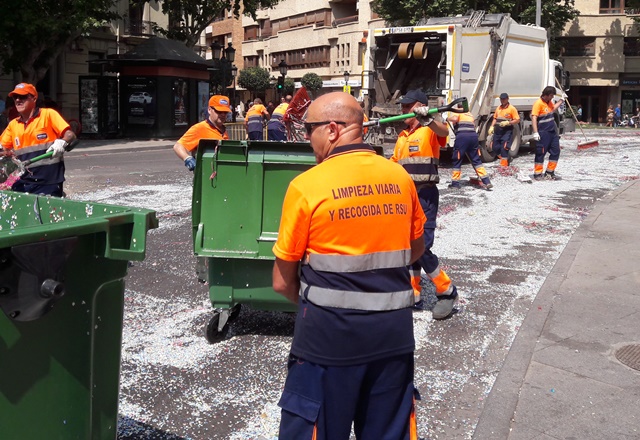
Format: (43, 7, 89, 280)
(448, 111, 493, 190)
(267, 95, 291, 141)
(244, 98, 270, 140)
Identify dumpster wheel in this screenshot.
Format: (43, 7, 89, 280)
(205, 312, 229, 343)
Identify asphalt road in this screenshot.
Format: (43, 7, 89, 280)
(62, 130, 640, 440)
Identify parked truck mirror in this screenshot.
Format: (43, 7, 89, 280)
(563, 71, 571, 91)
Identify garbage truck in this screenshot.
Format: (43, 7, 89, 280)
(364, 11, 572, 161)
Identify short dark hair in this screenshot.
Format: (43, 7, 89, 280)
(542, 86, 556, 97)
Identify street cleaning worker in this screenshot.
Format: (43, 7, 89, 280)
(244, 98, 270, 140)
(448, 111, 493, 190)
(489, 92, 520, 167)
(531, 86, 564, 180)
(1, 83, 76, 197)
(267, 94, 291, 141)
(272, 92, 425, 440)
(390, 89, 458, 319)
(173, 95, 230, 171)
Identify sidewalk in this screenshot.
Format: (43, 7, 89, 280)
(76, 138, 176, 152)
(474, 179, 640, 439)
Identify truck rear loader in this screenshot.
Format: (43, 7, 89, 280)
(364, 11, 572, 161)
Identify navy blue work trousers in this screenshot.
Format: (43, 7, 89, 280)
(278, 353, 418, 440)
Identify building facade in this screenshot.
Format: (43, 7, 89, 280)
(241, 0, 380, 100)
(560, 0, 640, 122)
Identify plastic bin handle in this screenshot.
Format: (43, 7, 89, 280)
(104, 212, 157, 261)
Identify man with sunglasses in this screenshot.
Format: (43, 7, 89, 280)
(390, 89, 458, 319)
(273, 92, 426, 439)
(1, 83, 76, 197)
(173, 95, 230, 171)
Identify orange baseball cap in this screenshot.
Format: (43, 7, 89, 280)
(209, 95, 231, 112)
(9, 83, 38, 99)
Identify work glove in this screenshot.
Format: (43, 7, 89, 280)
(532, 132, 541, 141)
(488, 125, 494, 135)
(499, 121, 511, 127)
(184, 156, 196, 171)
(47, 139, 68, 158)
(413, 106, 434, 126)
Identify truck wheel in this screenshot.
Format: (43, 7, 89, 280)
(480, 137, 498, 162)
(205, 313, 229, 343)
(508, 125, 522, 158)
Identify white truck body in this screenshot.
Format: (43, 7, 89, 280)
(364, 12, 571, 159)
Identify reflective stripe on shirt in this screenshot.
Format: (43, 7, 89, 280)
(301, 280, 415, 311)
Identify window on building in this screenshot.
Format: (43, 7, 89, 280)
(558, 37, 596, 56)
(88, 52, 105, 74)
(600, 0, 624, 14)
(624, 37, 640, 55)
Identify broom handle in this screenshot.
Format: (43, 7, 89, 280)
(555, 78, 589, 142)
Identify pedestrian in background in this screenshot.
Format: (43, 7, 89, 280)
(267, 94, 291, 141)
(244, 98, 270, 140)
(390, 89, 458, 318)
(173, 95, 230, 172)
(1, 83, 76, 197)
(488, 92, 520, 168)
(448, 110, 493, 189)
(272, 91, 425, 439)
(576, 105, 583, 122)
(606, 105, 614, 127)
(531, 86, 564, 180)
(614, 103, 622, 127)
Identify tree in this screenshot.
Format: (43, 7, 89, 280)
(371, 0, 579, 56)
(301, 73, 323, 92)
(237, 67, 271, 97)
(152, 0, 280, 48)
(0, 0, 119, 83)
(284, 78, 295, 95)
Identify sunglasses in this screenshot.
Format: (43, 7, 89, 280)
(303, 121, 346, 136)
(13, 95, 32, 101)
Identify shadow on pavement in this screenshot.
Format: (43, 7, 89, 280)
(118, 416, 189, 440)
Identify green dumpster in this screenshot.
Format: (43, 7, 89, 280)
(0, 190, 158, 439)
(192, 139, 382, 343)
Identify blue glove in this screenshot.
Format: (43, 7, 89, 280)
(184, 156, 196, 171)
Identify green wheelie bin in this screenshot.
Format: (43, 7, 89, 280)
(0, 190, 158, 439)
(192, 139, 317, 342)
(192, 140, 384, 342)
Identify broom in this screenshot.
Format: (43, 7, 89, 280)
(556, 78, 599, 150)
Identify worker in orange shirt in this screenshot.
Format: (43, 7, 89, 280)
(273, 91, 425, 439)
(488, 93, 520, 167)
(1, 83, 76, 197)
(173, 95, 230, 171)
(245, 98, 270, 140)
(267, 94, 291, 141)
(390, 89, 458, 319)
(448, 111, 492, 189)
(531, 86, 564, 180)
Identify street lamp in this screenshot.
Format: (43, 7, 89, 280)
(343, 71, 350, 85)
(277, 59, 288, 99)
(231, 64, 238, 122)
(209, 40, 235, 95)
(278, 59, 288, 77)
(343, 71, 351, 94)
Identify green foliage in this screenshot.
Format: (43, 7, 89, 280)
(371, 0, 579, 52)
(284, 78, 295, 95)
(0, 0, 119, 82)
(238, 67, 271, 94)
(153, 0, 281, 47)
(301, 73, 323, 92)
